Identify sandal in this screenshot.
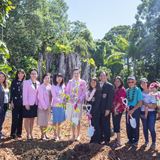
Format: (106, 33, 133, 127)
(40, 137, 47, 140)
(45, 136, 50, 139)
(112, 138, 118, 141)
(31, 137, 37, 140)
(58, 135, 63, 140)
(54, 135, 59, 141)
(113, 142, 122, 148)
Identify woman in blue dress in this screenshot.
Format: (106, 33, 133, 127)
(51, 73, 66, 140)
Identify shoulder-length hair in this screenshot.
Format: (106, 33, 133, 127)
(89, 77, 102, 91)
(113, 76, 124, 89)
(15, 68, 26, 81)
(42, 73, 50, 81)
(53, 73, 64, 86)
(0, 71, 8, 89)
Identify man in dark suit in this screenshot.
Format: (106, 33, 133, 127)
(99, 71, 114, 145)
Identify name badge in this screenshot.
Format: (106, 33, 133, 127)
(103, 94, 107, 98)
(91, 97, 95, 102)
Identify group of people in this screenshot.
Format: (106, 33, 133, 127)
(0, 68, 159, 150)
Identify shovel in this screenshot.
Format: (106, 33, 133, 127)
(72, 116, 79, 126)
(72, 102, 79, 126)
(122, 98, 137, 128)
(86, 104, 95, 137)
(130, 115, 136, 129)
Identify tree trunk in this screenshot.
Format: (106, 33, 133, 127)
(127, 56, 130, 76)
(93, 66, 96, 77)
(82, 61, 90, 85)
(58, 52, 66, 77)
(38, 53, 43, 83)
(1, 9, 4, 41)
(133, 56, 136, 78)
(45, 51, 90, 83)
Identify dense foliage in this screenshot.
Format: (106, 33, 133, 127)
(0, 0, 160, 85)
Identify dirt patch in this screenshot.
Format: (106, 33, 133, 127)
(0, 112, 160, 160)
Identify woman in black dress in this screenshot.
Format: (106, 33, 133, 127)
(86, 77, 102, 144)
(10, 69, 26, 139)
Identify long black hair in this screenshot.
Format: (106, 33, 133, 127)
(53, 73, 64, 86)
(113, 76, 124, 89)
(89, 77, 101, 91)
(15, 68, 26, 81)
(0, 71, 8, 89)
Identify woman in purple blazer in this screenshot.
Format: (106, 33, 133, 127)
(23, 68, 40, 140)
(66, 68, 86, 141)
(37, 73, 51, 140)
(51, 73, 66, 141)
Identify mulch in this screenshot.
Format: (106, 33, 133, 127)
(0, 111, 160, 160)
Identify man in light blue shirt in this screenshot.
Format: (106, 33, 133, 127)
(125, 76, 143, 147)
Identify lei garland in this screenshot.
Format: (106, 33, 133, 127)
(127, 87, 136, 102)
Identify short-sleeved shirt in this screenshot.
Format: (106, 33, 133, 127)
(141, 92, 156, 112)
(126, 87, 143, 107)
(150, 91, 159, 103)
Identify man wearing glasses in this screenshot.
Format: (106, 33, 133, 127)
(125, 76, 143, 147)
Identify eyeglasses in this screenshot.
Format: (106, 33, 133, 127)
(128, 81, 134, 84)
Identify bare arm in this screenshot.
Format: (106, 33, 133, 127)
(143, 102, 157, 109)
(128, 100, 142, 116)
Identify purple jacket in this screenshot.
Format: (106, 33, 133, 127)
(66, 79, 86, 104)
(38, 83, 51, 110)
(51, 84, 65, 107)
(23, 79, 40, 106)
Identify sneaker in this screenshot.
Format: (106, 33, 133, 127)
(11, 135, 17, 139)
(17, 135, 23, 138)
(144, 141, 149, 147)
(151, 143, 155, 150)
(55, 136, 59, 141)
(77, 136, 80, 141)
(132, 142, 138, 147)
(125, 141, 132, 146)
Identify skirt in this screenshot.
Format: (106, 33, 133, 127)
(23, 105, 37, 118)
(66, 103, 83, 121)
(52, 107, 65, 123)
(37, 108, 49, 126)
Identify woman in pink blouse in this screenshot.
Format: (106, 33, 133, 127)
(37, 73, 51, 140)
(112, 76, 126, 148)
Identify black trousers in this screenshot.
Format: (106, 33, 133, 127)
(100, 113, 110, 143)
(90, 116, 100, 144)
(11, 105, 23, 136)
(126, 106, 140, 143)
(112, 112, 123, 133)
(0, 104, 8, 134)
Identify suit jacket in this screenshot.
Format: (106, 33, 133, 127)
(10, 79, 24, 106)
(38, 83, 51, 110)
(66, 79, 86, 104)
(51, 84, 65, 107)
(0, 84, 9, 108)
(87, 90, 102, 117)
(100, 81, 114, 114)
(23, 79, 40, 106)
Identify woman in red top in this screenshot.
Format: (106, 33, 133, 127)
(112, 76, 126, 148)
